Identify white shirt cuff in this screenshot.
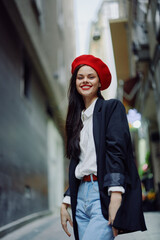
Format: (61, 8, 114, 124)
(62, 196, 71, 205)
(108, 186, 125, 196)
(63, 187, 124, 203)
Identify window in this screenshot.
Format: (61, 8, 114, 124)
(56, 0, 64, 34)
(20, 55, 31, 99)
(31, 0, 43, 25)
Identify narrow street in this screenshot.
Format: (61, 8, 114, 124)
(1, 212, 160, 240)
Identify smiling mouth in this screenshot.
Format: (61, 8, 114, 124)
(81, 85, 92, 90)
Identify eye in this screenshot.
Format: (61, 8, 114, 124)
(89, 76, 95, 79)
(77, 76, 83, 80)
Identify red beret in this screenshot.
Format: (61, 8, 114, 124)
(71, 54, 111, 90)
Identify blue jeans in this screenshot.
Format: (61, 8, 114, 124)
(75, 176, 114, 240)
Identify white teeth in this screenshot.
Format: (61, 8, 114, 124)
(81, 86, 91, 89)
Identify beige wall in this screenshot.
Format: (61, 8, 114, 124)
(109, 19, 130, 81)
(89, 4, 118, 99)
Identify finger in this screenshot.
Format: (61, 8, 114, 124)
(108, 218, 114, 226)
(108, 216, 111, 225)
(69, 219, 73, 227)
(62, 222, 71, 237)
(112, 227, 116, 237)
(112, 227, 118, 237)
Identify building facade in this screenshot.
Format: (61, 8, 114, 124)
(89, 0, 160, 210)
(89, 0, 129, 99)
(0, 0, 75, 236)
(129, 0, 160, 210)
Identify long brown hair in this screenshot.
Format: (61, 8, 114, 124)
(65, 65, 104, 160)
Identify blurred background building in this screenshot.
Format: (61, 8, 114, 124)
(0, 0, 75, 236)
(89, 0, 160, 211)
(0, 0, 160, 237)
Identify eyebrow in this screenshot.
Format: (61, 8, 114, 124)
(77, 73, 96, 76)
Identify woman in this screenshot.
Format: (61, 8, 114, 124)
(60, 55, 146, 240)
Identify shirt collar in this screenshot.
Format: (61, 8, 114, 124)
(81, 98, 98, 121)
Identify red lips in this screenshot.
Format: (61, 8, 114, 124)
(81, 85, 92, 90)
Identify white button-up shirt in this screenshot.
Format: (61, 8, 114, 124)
(63, 98, 125, 205)
(75, 98, 97, 179)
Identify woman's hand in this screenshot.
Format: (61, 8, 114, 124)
(60, 203, 73, 237)
(108, 192, 122, 237)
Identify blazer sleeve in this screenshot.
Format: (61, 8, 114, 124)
(103, 100, 130, 188)
(64, 187, 70, 197)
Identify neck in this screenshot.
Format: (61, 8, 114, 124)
(83, 96, 98, 109)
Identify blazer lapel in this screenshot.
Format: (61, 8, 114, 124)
(93, 98, 104, 160)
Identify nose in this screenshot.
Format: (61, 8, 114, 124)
(82, 77, 89, 83)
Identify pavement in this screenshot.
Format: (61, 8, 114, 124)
(1, 211, 160, 240)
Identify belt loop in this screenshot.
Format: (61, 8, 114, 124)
(90, 174, 94, 184)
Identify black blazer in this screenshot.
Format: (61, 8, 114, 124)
(64, 98, 147, 240)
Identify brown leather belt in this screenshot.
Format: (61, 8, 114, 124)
(83, 174, 98, 182)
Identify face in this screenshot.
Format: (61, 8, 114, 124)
(76, 65, 101, 101)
